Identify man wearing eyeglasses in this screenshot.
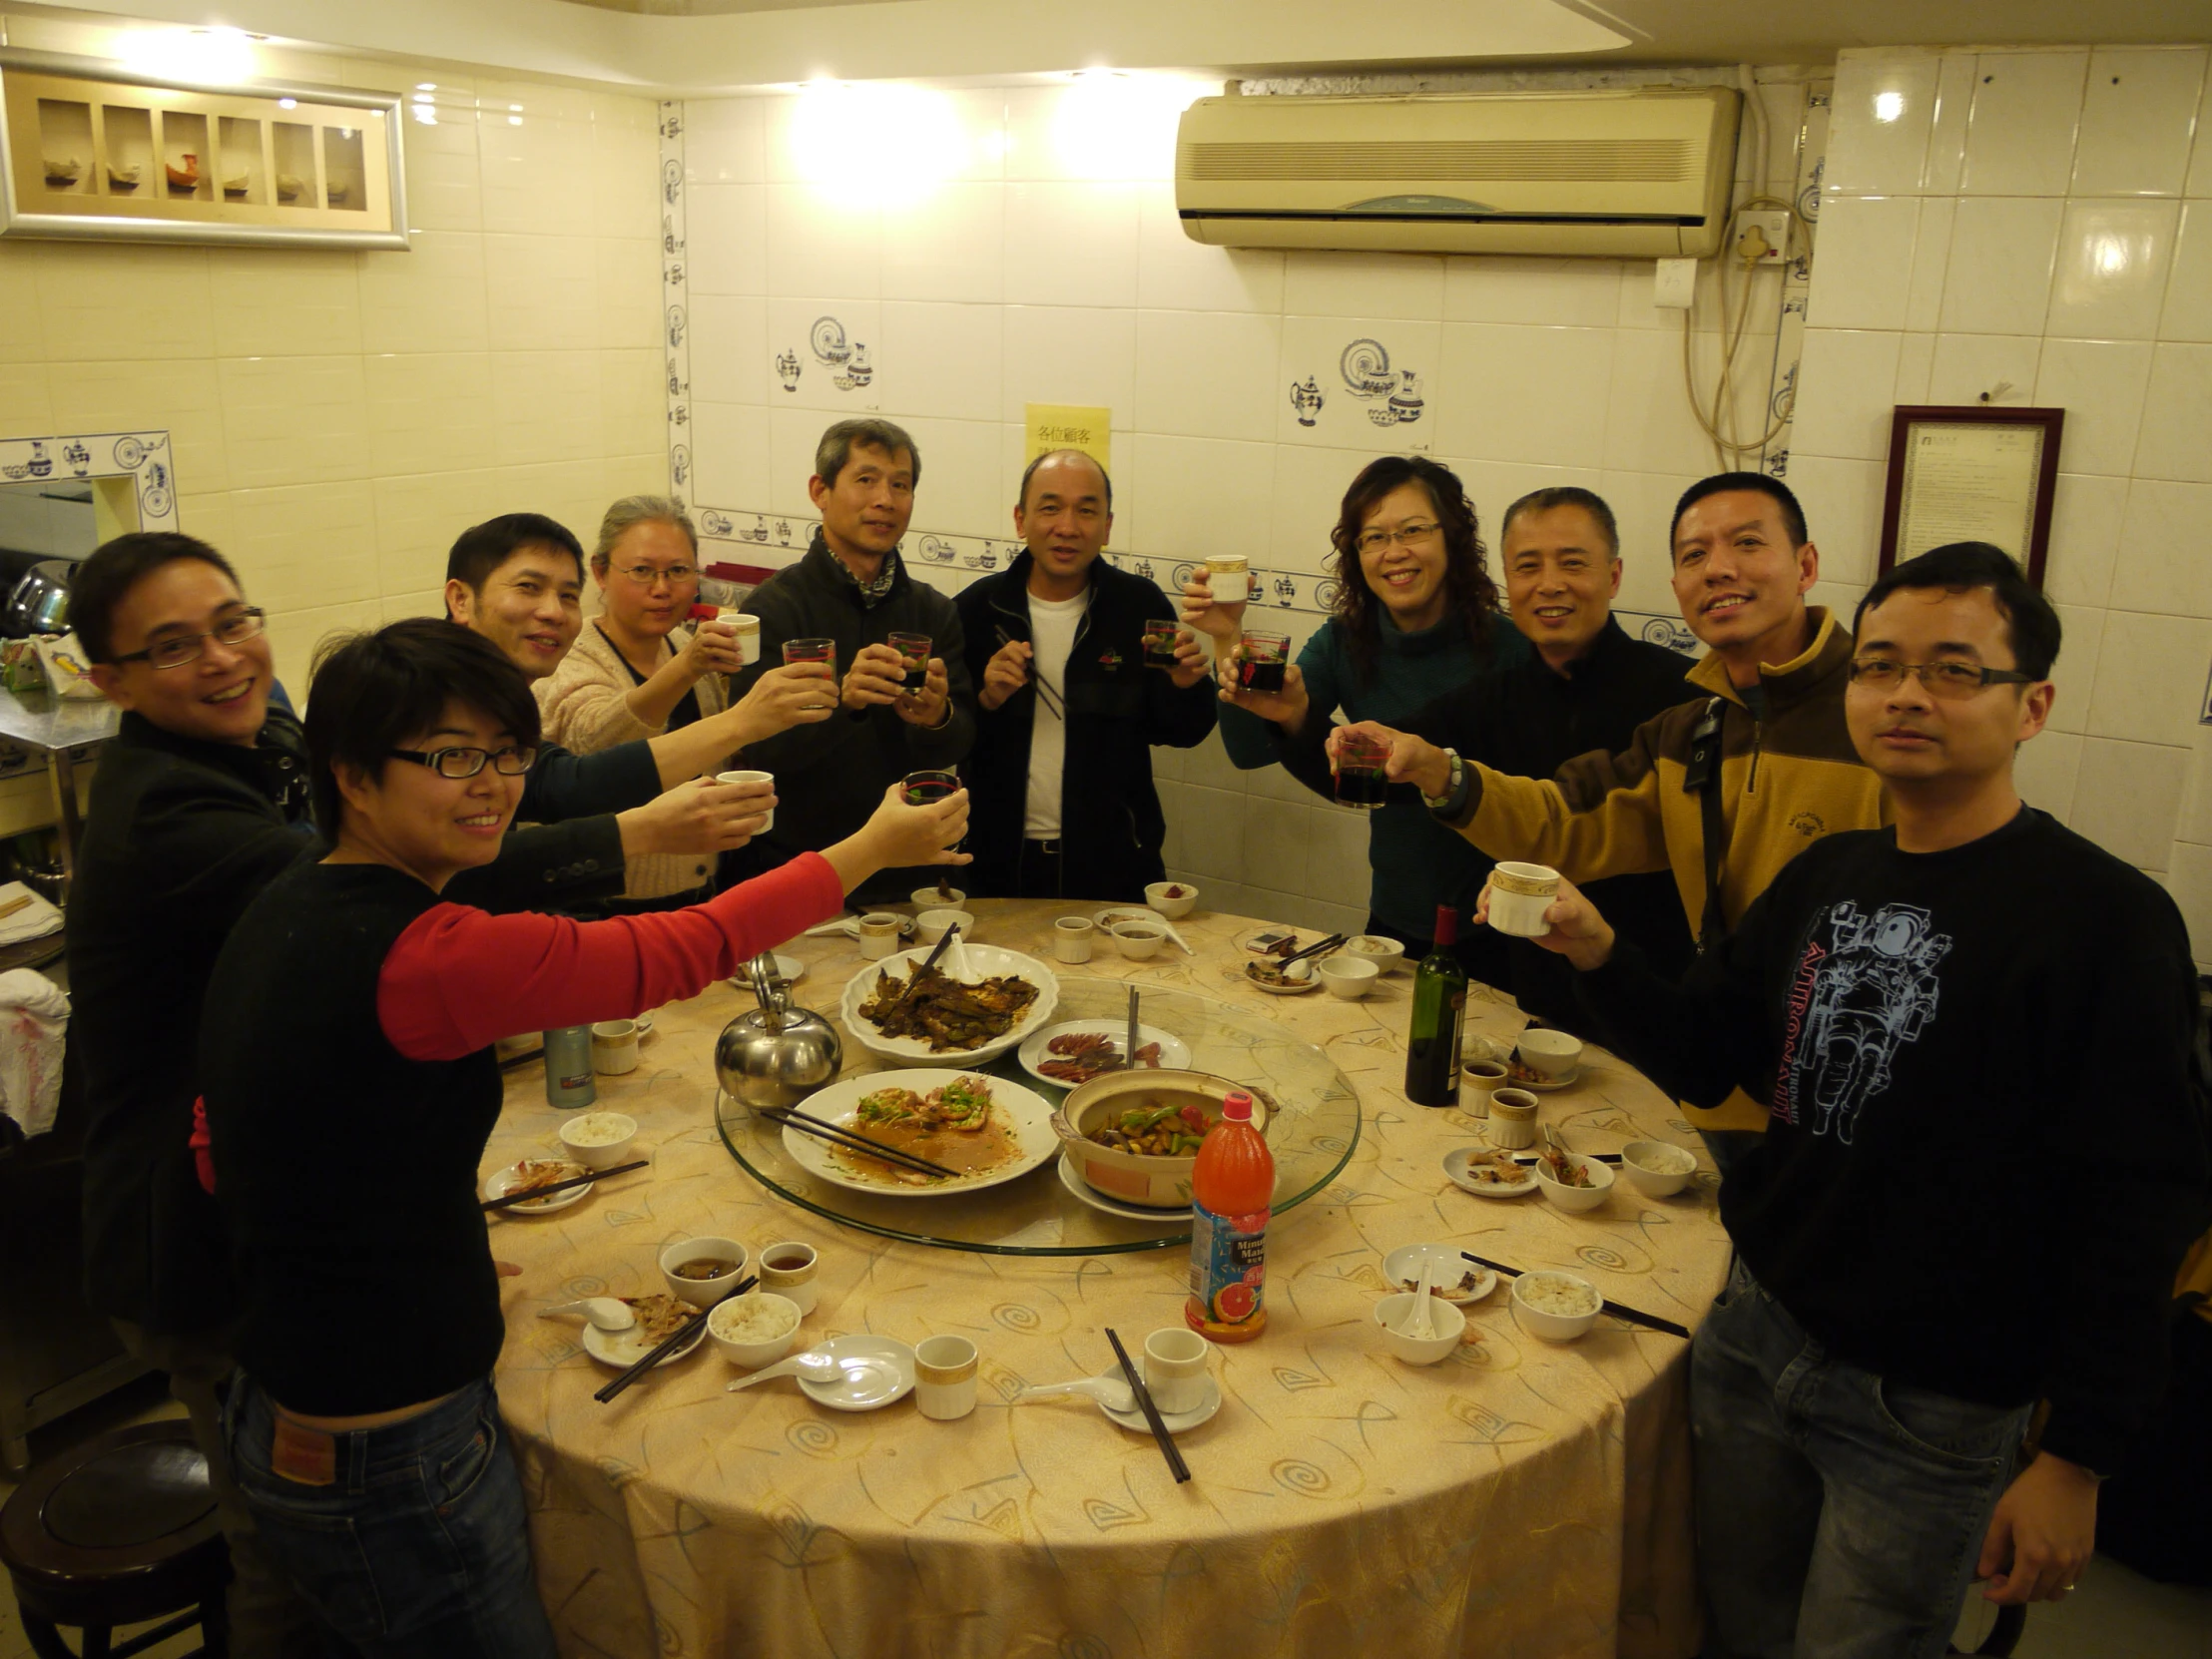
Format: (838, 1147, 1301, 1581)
(1502, 541, 2210, 1652)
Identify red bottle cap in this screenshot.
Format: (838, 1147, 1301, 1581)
(1221, 1090, 1254, 1123)
(1434, 903, 1458, 946)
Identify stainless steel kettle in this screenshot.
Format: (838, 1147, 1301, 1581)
(715, 953, 841, 1111)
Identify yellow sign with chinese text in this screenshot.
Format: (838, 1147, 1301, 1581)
(1022, 404, 1111, 471)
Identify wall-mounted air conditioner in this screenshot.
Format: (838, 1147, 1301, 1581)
(1176, 87, 1740, 259)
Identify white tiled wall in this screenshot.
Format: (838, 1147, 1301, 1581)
(678, 75, 1818, 930)
(1799, 44, 2212, 963)
(0, 23, 668, 696)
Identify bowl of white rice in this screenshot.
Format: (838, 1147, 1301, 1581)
(1620, 1139, 1698, 1197)
(708, 1292, 802, 1370)
(1510, 1271, 1602, 1343)
(558, 1111, 638, 1170)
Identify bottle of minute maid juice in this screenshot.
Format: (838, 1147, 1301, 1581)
(1185, 1090, 1273, 1344)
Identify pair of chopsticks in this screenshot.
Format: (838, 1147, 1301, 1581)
(763, 1106, 964, 1182)
(885, 922, 961, 1015)
(1457, 1250, 1691, 1340)
(993, 625, 1065, 720)
(1104, 1327, 1191, 1483)
(1269, 932, 1347, 970)
(481, 1158, 649, 1211)
(593, 1274, 758, 1403)
(1513, 1152, 1624, 1166)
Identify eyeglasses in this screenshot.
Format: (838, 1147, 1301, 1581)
(111, 608, 267, 670)
(1847, 658, 2036, 698)
(613, 563, 699, 587)
(387, 745, 539, 779)
(1355, 522, 1441, 555)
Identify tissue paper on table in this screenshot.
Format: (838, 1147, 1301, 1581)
(0, 880, 62, 946)
(0, 967, 68, 1139)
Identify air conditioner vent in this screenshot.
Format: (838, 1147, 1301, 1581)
(1181, 139, 1695, 185)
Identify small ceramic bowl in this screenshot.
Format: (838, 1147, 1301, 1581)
(1511, 1271, 1602, 1343)
(557, 1111, 638, 1171)
(1533, 1152, 1614, 1214)
(1620, 1139, 1698, 1197)
(1374, 1292, 1466, 1365)
(1516, 1028, 1584, 1080)
(1144, 880, 1199, 919)
(914, 907, 975, 946)
(911, 886, 967, 910)
(1318, 955, 1379, 1000)
(1341, 934, 1407, 975)
(659, 1236, 749, 1308)
(1110, 920, 1169, 960)
(707, 1291, 803, 1369)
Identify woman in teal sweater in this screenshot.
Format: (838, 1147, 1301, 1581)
(1184, 456, 1528, 969)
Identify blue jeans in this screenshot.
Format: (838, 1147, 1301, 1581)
(1692, 1258, 2032, 1659)
(224, 1375, 557, 1659)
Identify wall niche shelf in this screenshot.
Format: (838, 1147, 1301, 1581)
(0, 47, 406, 249)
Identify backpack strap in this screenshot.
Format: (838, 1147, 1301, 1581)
(1683, 696, 1729, 955)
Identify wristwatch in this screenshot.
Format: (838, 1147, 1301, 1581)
(1420, 747, 1464, 812)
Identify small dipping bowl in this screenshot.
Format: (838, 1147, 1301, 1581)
(707, 1291, 802, 1369)
(558, 1110, 638, 1171)
(1318, 955, 1379, 1000)
(1511, 1271, 1603, 1343)
(1374, 1292, 1466, 1365)
(1110, 920, 1168, 960)
(911, 886, 967, 910)
(1620, 1139, 1698, 1197)
(660, 1236, 750, 1308)
(1143, 881, 1199, 919)
(1532, 1151, 1614, 1214)
(1340, 934, 1406, 975)
(1516, 1027, 1584, 1080)
(914, 907, 975, 946)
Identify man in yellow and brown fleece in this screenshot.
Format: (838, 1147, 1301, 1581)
(1336, 471, 1887, 1170)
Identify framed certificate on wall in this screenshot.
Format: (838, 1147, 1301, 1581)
(1878, 405, 2065, 589)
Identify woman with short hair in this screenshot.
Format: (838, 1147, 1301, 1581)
(1184, 455, 1528, 972)
(201, 618, 965, 1656)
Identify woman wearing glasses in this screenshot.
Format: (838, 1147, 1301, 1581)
(536, 495, 745, 907)
(1183, 455, 1528, 970)
(198, 618, 966, 1656)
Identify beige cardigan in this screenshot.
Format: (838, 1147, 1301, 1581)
(535, 618, 734, 900)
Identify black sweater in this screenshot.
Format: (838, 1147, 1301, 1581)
(953, 553, 1218, 899)
(733, 537, 976, 900)
(1405, 617, 1698, 1029)
(1578, 810, 2212, 1474)
(71, 711, 629, 1334)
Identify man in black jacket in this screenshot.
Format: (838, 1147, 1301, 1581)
(731, 420, 977, 903)
(956, 449, 1216, 898)
(1394, 486, 1697, 1027)
(68, 532, 649, 1656)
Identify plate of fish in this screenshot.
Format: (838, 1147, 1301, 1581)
(1016, 1020, 1192, 1087)
(841, 945, 1058, 1066)
(780, 1069, 1060, 1196)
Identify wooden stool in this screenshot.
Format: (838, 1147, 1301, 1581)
(0, 1418, 229, 1659)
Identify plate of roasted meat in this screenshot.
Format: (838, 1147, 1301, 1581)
(1015, 1020, 1193, 1089)
(840, 945, 1059, 1066)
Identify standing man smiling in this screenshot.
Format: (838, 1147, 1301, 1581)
(1517, 542, 2209, 1654)
(956, 449, 1215, 898)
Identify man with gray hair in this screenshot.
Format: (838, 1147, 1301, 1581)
(732, 418, 976, 901)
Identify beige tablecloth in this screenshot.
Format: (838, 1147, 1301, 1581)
(483, 900, 1728, 1659)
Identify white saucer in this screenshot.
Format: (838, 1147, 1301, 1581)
(1242, 962, 1320, 995)
(1442, 1145, 1538, 1198)
(795, 1335, 916, 1411)
(1511, 1064, 1579, 1092)
(483, 1161, 592, 1214)
(1096, 1371, 1221, 1434)
(581, 1316, 707, 1369)
(1018, 1019, 1192, 1087)
(1233, 925, 1306, 957)
(1382, 1243, 1498, 1305)
(1056, 1148, 1192, 1221)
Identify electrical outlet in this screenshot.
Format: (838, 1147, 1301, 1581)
(1736, 210, 1790, 265)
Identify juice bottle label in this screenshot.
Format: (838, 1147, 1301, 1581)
(1187, 1199, 1268, 1333)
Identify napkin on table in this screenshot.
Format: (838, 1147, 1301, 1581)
(0, 966, 68, 1139)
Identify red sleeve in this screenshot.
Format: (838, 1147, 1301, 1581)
(191, 1097, 215, 1194)
(376, 851, 845, 1062)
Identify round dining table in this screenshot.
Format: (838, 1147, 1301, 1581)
(481, 898, 1730, 1659)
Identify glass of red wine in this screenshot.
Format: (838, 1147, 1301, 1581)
(1335, 730, 1390, 809)
(886, 632, 932, 697)
(901, 769, 964, 848)
(783, 637, 837, 710)
(1142, 619, 1181, 668)
(1237, 631, 1290, 694)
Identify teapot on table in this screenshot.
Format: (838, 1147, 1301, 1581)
(715, 953, 840, 1112)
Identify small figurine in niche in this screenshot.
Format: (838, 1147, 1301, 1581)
(325, 178, 350, 204)
(106, 163, 141, 190)
(223, 173, 251, 197)
(43, 157, 83, 185)
(165, 152, 200, 191)
(275, 173, 304, 202)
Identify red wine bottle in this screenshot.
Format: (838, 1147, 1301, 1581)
(1403, 904, 1467, 1107)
